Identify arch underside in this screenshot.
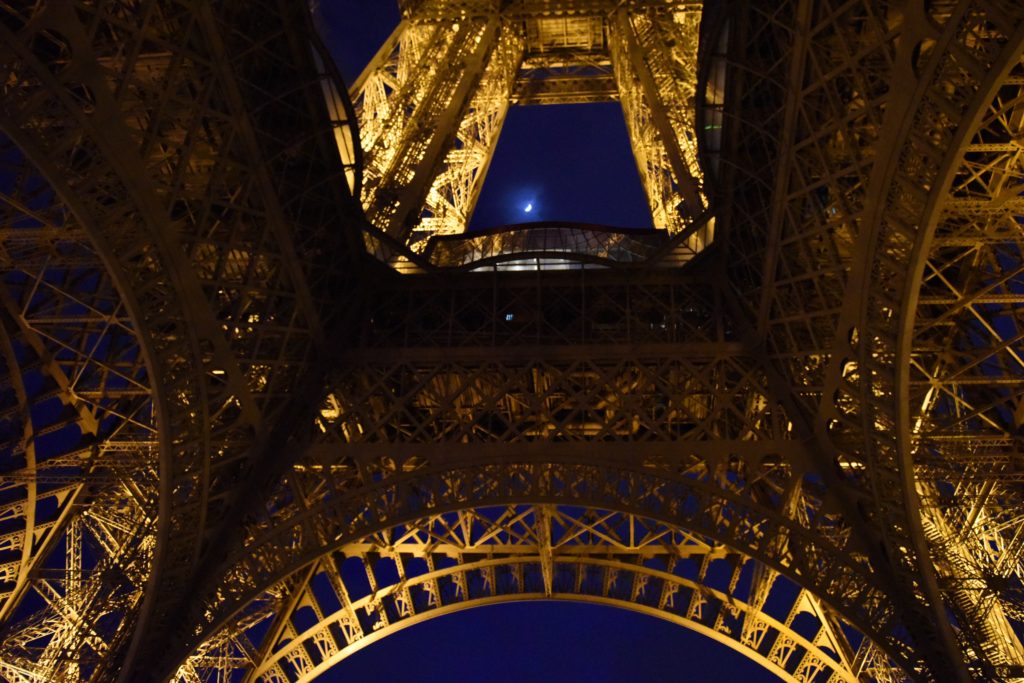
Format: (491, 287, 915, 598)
(157, 266, 929, 681)
(907, 50, 1024, 675)
(173, 5, 1024, 678)
(720, 0, 1024, 677)
(0, 0, 1022, 681)
(179, 505, 903, 683)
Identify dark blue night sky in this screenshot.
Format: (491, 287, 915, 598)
(315, 2, 778, 680)
(470, 102, 653, 230)
(336, 602, 774, 682)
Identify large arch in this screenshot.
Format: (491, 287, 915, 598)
(158, 443, 916, 681)
(178, 504, 902, 682)
(141, 262, 925, 680)
(3, 1, 1022, 680)
(894, 42, 1024, 679)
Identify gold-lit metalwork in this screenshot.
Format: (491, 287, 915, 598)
(353, 1, 709, 252)
(0, 137, 156, 683)
(0, 0, 1023, 682)
(0, 2, 361, 680)
(180, 505, 899, 682)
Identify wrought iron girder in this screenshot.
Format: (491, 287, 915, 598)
(900, 44, 1024, 680)
(357, 17, 505, 246)
(845, 10, 1024, 680)
(148, 266, 911, 678)
(322, 354, 783, 445)
(513, 73, 619, 105)
(0, 133, 156, 681)
(354, 1, 713, 257)
(417, 25, 525, 239)
(513, 41, 617, 105)
(4, 0, 1023, 681)
(610, 6, 707, 233)
(400, 0, 704, 21)
(398, 0, 695, 18)
(356, 266, 725, 348)
(148, 251, 932, 679)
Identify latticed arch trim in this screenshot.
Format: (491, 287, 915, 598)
(177, 504, 906, 683)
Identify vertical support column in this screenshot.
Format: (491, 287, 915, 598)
(352, 15, 508, 249)
(609, 7, 709, 249)
(416, 24, 526, 244)
(351, 20, 433, 168)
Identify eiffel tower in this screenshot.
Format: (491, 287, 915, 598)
(0, 0, 1023, 680)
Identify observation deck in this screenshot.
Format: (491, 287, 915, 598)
(422, 221, 697, 270)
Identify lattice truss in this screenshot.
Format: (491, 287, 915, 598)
(351, 1, 709, 252)
(180, 505, 901, 683)
(0, 0, 361, 681)
(721, 0, 1024, 678)
(0, 133, 156, 683)
(154, 270, 922, 683)
(913, 56, 1024, 672)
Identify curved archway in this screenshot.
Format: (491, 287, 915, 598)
(0, 126, 157, 681)
(178, 505, 903, 682)
(895, 45, 1024, 677)
(157, 337, 921, 680)
(717, 0, 1024, 676)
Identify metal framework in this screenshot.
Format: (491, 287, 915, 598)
(0, 0, 1021, 682)
(183, 505, 899, 683)
(352, 0, 710, 252)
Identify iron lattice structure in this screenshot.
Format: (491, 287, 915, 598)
(0, 0, 1021, 682)
(353, 0, 710, 252)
